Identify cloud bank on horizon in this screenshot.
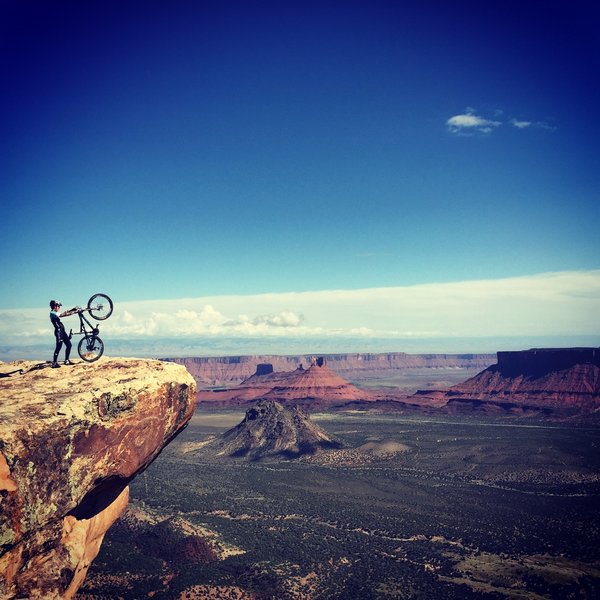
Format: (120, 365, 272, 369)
(2, 271, 598, 354)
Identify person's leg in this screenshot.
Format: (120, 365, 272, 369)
(64, 335, 72, 364)
(52, 336, 63, 367)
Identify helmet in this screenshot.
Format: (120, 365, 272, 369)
(50, 300, 62, 309)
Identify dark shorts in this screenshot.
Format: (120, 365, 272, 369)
(55, 330, 71, 344)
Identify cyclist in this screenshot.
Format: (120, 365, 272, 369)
(49, 300, 78, 368)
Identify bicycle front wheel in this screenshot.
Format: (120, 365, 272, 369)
(78, 336, 104, 362)
(88, 294, 113, 320)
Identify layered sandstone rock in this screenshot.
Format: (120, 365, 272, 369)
(167, 353, 495, 387)
(197, 359, 373, 407)
(414, 348, 600, 415)
(0, 358, 195, 599)
(262, 359, 373, 404)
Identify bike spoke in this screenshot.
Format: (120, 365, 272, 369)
(87, 293, 113, 320)
(77, 336, 104, 362)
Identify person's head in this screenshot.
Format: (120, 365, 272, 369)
(50, 300, 62, 310)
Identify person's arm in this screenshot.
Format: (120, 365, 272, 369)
(60, 307, 80, 317)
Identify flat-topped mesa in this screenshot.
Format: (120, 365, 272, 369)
(496, 347, 600, 377)
(0, 358, 195, 600)
(255, 363, 274, 376)
(201, 358, 372, 407)
(441, 347, 600, 413)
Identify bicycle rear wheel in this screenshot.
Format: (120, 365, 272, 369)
(78, 336, 104, 362)
(88, 293, 113, 320)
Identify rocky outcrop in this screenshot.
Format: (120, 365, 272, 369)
(414, 348, 600, 415)
(262, 359, 373, 404)
(0, 358, 195, 599)
(167, 353, 495, 387)
(215, 399, 342, 460)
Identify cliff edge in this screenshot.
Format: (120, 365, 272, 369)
(0, 358, 196, 599)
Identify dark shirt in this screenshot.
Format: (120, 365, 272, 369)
(50, 310, 66, 337)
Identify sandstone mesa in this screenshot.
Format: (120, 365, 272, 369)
(168, 352, 495, 388)
(413, 348, 600, 416)
(192, 349, 600, 418)
(195, 357, 377, 407)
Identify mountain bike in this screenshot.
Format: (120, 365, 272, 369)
(68, 293, 114, 362)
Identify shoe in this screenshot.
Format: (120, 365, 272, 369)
(51, 362, 61, 368)
(64, 360, 73, 365)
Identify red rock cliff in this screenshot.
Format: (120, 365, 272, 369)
(167, 353, 495, 387)
(443, 348, 600, 412)
(0, 358, 195, 599)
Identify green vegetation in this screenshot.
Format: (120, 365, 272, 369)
(80, 412, 600, 599)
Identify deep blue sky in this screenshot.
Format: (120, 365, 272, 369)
(1, 0, 599, 310)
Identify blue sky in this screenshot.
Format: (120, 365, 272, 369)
(1, 1, 599, 356)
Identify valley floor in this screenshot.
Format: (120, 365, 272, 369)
(78, 410, 600, 599)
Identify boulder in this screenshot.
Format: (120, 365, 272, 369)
(0, 358, 195, 599)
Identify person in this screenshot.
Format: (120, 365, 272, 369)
(49, 300, 78, 368)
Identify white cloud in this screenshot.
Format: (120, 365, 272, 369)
(447, 109, 556, 134)
(252, 311, 303, 327)
(446, 110, 501, 134)
(510, 118, 532, 129)
(2, 271, 599, 351)
(510, 118, 556, 131)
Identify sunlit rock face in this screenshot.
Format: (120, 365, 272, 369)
(261, 360, 373, 404)
(0, 358, 195, 599)
(416, 348, 600, 415)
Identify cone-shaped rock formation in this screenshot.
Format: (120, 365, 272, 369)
(262, 360, 371, 403)
(216, 399, 343, 460)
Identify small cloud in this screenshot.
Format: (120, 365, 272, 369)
(510, 118, 532, 129)
(537, 121, 556, 132)
(122, 310, 135, 323)
(510, 118, 556, 132)
(447, 110, 501, 134)
(447, 109, 556, 135)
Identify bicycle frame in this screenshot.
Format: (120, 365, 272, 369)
(72, 309, 100, 340)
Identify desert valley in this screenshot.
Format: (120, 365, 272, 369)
(2, 348, 599, 599)
(82, 348, 600, 599)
